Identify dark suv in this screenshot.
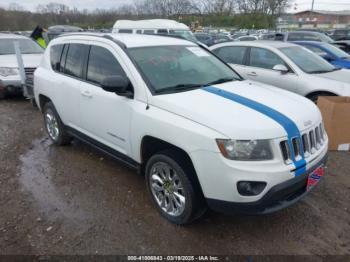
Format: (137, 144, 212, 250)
(275, 31, 334, 43)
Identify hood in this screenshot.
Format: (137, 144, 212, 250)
(150, 80, 322, 140)
(0, 54, 43, 68)
(317, 68, 350, 83)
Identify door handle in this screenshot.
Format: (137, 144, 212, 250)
(248, 72, 257, 76)
(81, 90, 92, 98)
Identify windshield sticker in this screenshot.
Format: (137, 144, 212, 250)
(187, 47, 210, 57)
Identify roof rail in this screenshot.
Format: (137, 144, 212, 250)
(54, 32, 127, 49)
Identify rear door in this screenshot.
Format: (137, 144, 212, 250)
(53, 42, 89, 129)
(245, 47, 300, 93)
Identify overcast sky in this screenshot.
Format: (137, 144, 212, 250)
(0, 0, 350, 12)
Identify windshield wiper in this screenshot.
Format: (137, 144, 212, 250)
(156, 83, 203, 94)
(203, 77, 235, 86)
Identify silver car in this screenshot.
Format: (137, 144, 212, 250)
(210, 41, 350, 102)
(0, 33, 43, 99)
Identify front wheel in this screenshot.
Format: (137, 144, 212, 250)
(145, 150, 206, 225)
(43, 102, 72, 146)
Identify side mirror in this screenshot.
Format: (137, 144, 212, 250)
(273, 64, 289, 74)
(101, 75, 133, 98)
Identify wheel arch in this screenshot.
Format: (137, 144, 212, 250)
(140, 135, 205, 198)
(38, 94, 52, 111)
(305, 90, 338, 100)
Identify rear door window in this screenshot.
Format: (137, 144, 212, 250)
(213, 46, 248, 65)
(87, 45, 127, 85)
(64, 44, 88, 79)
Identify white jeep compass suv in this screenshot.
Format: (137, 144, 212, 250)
(34, 33, 328, 224)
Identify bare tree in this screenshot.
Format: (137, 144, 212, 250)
(8, 2, 25, 11)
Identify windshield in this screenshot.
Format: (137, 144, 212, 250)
(280, 46, 337, 74)
(169, 30, 197, 42)
(129, 45, 240, 94)
(0, 38, 43, 55)
(323, 43, 350, 58)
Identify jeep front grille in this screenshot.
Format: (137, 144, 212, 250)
(280, 123, 325, 163)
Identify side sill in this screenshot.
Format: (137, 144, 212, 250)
(65, 126, 141, 172)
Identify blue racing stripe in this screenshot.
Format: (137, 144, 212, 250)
(202, 86, 307, 177)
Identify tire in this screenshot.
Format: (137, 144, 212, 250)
(308, 92, 336, 104)
(30, 98, 38, 108)
(0, 90, 6, 99)
(145, 150, 206, 225)
(43, 102, 72, 146)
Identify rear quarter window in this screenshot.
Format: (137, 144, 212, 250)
(50, 44, 64, 71)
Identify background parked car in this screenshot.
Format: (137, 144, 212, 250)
(295, 41, 350, 69)
(46, 25, 83, 42)
(333, 40, 350, 54)
(331, 29, 350, 41)
(194, 33, 215, 46)
(259, 33, 277, 40)
(0, 33, 43, 99)
(236, 35, 258, 41)
(274, 31, 334, 43)
(112, 19, 198, 42)
(231, 32, 248, 40)
(210, 41, 350, 102)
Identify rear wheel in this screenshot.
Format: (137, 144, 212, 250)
(145, 150, 206, 225)
(0, 89, 6, 99)
(43, 102, 72, 145)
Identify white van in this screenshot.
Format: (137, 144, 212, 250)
(112, 19, 197, 42)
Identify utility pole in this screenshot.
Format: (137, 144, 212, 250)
(311, 0, 316, 28)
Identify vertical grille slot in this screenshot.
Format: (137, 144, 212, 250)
(280, 141, 291, 162)
(292, 138, 300, 158)
(319, 124, 324, 140)
(309, 130, 316, 151)
(315, 126, 321, 147)
(302, 134, 310, 154)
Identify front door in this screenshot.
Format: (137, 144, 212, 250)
(79, 43, 134, 155)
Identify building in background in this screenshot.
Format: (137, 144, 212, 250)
(277, 10, 350, 30)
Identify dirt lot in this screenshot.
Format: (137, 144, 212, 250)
(0, 98, 349, 256)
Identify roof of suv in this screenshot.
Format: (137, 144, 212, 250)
(53, 33, 196, 48)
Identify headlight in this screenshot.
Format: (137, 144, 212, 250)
(0, 67, 19, 77)
(216, 139, 273, 161)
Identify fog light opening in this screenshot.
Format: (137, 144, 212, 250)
(237, 181, 267, 196)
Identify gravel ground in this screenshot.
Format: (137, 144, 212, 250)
(0, 98, 349, 257)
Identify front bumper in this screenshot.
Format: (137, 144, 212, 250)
(0, 78, 23, 94)
(206, 153, 328, 215)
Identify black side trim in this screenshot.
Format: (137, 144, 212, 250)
(207, 153, 328, 215)
(66, 126, 140, 171)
